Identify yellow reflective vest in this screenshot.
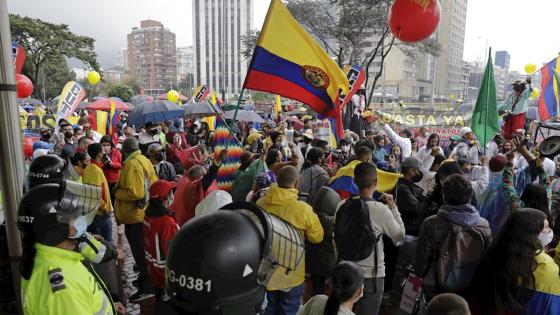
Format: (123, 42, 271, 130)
(22, 244, 115, 315)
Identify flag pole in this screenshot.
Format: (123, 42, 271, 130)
(206, 99, 243, 148)
(484, 48, 492, 156)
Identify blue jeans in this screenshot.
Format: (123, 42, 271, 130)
(88, 214, 112, 243)
(264, 284, 304, 315)
(353, 277, 384, 315)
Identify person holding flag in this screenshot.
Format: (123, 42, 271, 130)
(498, 77, 533, 139)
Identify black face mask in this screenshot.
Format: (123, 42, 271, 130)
(155, 152, 165, 162)
(41, 133, 51, 141)
(149, 128, 159, 135)
(412, 171, 424, 183)
(64, 131, 73, 139)
(556, 169, 560, 177)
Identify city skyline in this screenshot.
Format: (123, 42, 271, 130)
(7, 0, 560, 74)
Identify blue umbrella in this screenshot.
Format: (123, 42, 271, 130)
(127, 100, 185, 126)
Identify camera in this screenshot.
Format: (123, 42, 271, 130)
(102, 154, 111, 164)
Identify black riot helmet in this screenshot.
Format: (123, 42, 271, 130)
(165, 202, 305, 315)
(17, 180, 101, 246)
(28, 154, 67, 188)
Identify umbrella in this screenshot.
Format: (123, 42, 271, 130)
(285, 116, 304, 130)
(130, 95, 153, 105)
(183, 101, 221, 119)
(223, 110, 265, 123)
(77, 101, 90, 110)
(159, 92, 190, 103)
(17, 98, 43, 106)
(86, 97, 131, 111)
(128, 100, 185, 125)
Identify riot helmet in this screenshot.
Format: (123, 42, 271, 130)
(165, 202, 305, 315)
(18, 180, 101, 246)
(28, 154, 67, 188)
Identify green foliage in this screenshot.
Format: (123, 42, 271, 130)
(106, 83, 133, 102)
(10, 14, 99, 100)
(241, 29, 261, 60)
(251, 91, 275, 102)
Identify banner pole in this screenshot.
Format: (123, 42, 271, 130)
(484, 48, 491, 156)
(225, 88, 246, 149)
(206, 99, 243, 148)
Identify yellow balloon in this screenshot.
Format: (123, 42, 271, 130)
(87, 71, 101, 85)
(525, 63, 537, 74)
(450, 94, 456, 100)
(531, 88, 539, 99)
(167, 90, 179, 103)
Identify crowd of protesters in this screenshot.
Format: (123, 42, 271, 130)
(9, 100, 560, 315)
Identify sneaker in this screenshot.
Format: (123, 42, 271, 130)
(129, 290, 154, 302)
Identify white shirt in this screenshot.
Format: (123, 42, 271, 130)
(515, 156, 555, 177)
(297, 295, 355, 315)
(383, 124, 412, 158)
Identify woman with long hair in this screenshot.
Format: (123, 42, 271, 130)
(297, 261, 364, 315)
(470, 208, 560, 315)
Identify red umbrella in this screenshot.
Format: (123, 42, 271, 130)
(159, 92, 189, 102)
(285, 116, 304, 130)
(86, 97, 131, 111)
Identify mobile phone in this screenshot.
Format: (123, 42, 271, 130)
(372, 191, 382, 201)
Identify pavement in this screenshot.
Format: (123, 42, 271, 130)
(112, 218, 156, 315)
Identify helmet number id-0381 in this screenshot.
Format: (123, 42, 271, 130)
(168, 271, 211, 292)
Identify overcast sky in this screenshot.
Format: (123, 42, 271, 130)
(7, 0, 560, 72)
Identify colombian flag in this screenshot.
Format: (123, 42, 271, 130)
(243, 0, 349, 137)
(108, 100, 121, 144)
(538, 56, 560, 120)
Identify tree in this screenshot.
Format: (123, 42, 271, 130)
(22, 53, 76, 100)
(241, 29, 261, 60)
(106, 83, 133, 102)
(251, 91, 275, 102)
(10, 14, 99, 100)
(241, 0, 440, 105)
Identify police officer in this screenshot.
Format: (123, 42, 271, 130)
(28, 154, 117, 265)
(18, 180, 125, 314)
(158, 202, 306, 314)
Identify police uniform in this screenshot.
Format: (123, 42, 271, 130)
(22, 243, 115, 315)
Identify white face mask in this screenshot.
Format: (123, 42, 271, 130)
(539, 230, 554, 247)
(167, 193, 175, 206)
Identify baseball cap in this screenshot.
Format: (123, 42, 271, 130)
(459, 127, 473, 138)
(402, 156, 423, 170)
(147, 143, 163, 153)
(149, 180, 178, 200)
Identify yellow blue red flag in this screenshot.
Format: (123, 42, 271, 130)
(538, 56, 560, 120)
(243, 0, 349, 136)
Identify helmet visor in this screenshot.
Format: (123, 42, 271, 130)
(57, 180, 101, 225)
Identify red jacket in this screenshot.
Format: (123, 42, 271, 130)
(170, 162, 221, 226)
(143, 200, 179, 288)
(102, 147, 122, 184)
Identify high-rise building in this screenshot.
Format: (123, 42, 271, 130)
(177, 46, 194, 79)
(192, 0, 253, 99)
(432, 0, 468, 99)
(495, 51, 511, 72)
(127, 20, 177, 97)
(115, 47, 128, 70)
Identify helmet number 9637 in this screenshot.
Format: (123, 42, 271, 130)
(168, 271, 212, 292)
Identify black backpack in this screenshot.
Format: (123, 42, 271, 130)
(335, 196, 381, 263)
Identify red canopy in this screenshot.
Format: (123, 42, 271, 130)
(86, 98, 131, 111)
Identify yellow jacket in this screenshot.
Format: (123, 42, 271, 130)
(257, 184, 324, 288)
(114, 150, 157, 224)
(82, 162, 112, 215)
(21, 244, 115, 315)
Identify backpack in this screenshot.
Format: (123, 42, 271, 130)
(335, 196, 381, 264)
(436, 223, 487, 292)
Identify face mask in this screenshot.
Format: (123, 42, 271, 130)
(155, 152, 165, 162)
(539, 230, 554, 247)
(64, 131, 73, 138)
(412, 171, 424, 183)
(149, 128, 159, 135)
(69, 216, 88, 239)
(42, 133, 51, 141)
(555, 169, 560, 177)
(341, 145, 350, 153)
(167, 193, 175, 206)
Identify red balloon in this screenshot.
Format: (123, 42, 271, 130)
(23, 138, 34, 157)
(16, 74, 33, 99)
(388, 0, 441, 43)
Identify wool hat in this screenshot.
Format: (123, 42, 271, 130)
(489, 154, 507, 172)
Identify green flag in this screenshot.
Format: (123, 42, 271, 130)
(472, 48, 499, 147)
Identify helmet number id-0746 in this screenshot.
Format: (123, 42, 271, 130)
(168, 271, 211, 292)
